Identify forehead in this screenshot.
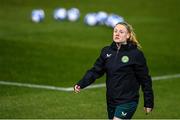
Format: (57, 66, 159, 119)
(114, 24, 127, 30)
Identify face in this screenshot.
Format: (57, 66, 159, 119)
(113, 24, 130, 43)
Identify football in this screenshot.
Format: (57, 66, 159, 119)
(105, 14, 124, 28)
(31, 9, 45, 23)
(84, 13, 97, 26)
(96, 11, 108, 25)
(53, 8, 67, 20)
(67, 8, 80, 22)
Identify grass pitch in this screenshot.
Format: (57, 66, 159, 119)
(0, 0, 180, 118)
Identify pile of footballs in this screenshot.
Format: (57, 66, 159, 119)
(31, 8, 124, 28)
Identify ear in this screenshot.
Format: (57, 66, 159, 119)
(127, 33, 130, 39)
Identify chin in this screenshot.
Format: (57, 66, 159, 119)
(114, 40, 122, 43)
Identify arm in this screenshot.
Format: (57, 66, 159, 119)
(75, 47, 106, 91)
(134, 50, 154, 111)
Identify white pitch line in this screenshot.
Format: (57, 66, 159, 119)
(152, 74, 180, 80)
(84, 73, 180, 90)
(0, 74, 180, 92)
(0, 81, 72, 92)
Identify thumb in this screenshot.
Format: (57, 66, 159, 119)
(74, 85, 81, 93)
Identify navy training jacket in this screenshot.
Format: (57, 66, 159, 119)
(77, 41, 154, 108)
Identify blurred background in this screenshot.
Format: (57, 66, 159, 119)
(0, 0, 180, 118)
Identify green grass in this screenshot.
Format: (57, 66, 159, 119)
(0, 0, 180, 118)
(0, 78, 180, 118)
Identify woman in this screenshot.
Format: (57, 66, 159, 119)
(74, 22, 154, 119)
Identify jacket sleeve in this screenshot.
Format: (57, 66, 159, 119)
(134, 50, 154, 108)
(76, 48, 106, 89)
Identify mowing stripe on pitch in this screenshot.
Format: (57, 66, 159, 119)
(0, 73, 180, 92)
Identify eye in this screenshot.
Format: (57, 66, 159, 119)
(119, 30, 125, 34)
(114, 29, 117, 33)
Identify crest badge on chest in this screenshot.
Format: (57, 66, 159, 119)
(121, 55, 129, 63)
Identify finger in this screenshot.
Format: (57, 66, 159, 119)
(74, 85, 78, 92)
(75, 90, 80, 93)
(74, 88, 80, 93)
(147, 108, 152, 113)
(77, 85, 80, 89)
(74, 85, 79, 90)
(76, 88, 80, 92)
(75, 85, 80, 89)
(74, 85, 81, 93)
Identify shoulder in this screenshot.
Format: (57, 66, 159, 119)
(131, 48, 147, 63)
(129, 45, 144, 56)
(98, 46, 111, 58)
(134, 48, 143, 55)
(101, 46, 110, 53)
(102, 46, 110, 51)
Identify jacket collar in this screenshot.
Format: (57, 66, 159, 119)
(110, 41, 137, 51)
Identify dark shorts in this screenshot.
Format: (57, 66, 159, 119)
(107, 101, 138, 119)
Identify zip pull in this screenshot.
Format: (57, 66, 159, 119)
(116, 43, 121, 57)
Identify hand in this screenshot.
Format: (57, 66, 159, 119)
(144, 107, 152, 115)
(74, 85, 81, 93)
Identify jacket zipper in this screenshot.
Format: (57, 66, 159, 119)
(112, 45, 121, 71)
(107, 44, 121, 90)
(115, 45, 121, 58)
(108, 45, 121, 88)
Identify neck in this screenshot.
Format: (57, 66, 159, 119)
(116, 41, 127, 48)
(121, 41, 127, 45)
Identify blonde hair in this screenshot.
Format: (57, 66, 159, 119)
(115, 22, 141, 48)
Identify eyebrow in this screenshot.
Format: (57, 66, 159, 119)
(114, 29, 127, 32)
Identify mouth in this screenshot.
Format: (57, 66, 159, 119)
(115, 37, 120, 39)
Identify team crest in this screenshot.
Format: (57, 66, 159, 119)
(121, 56, 129, 63)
